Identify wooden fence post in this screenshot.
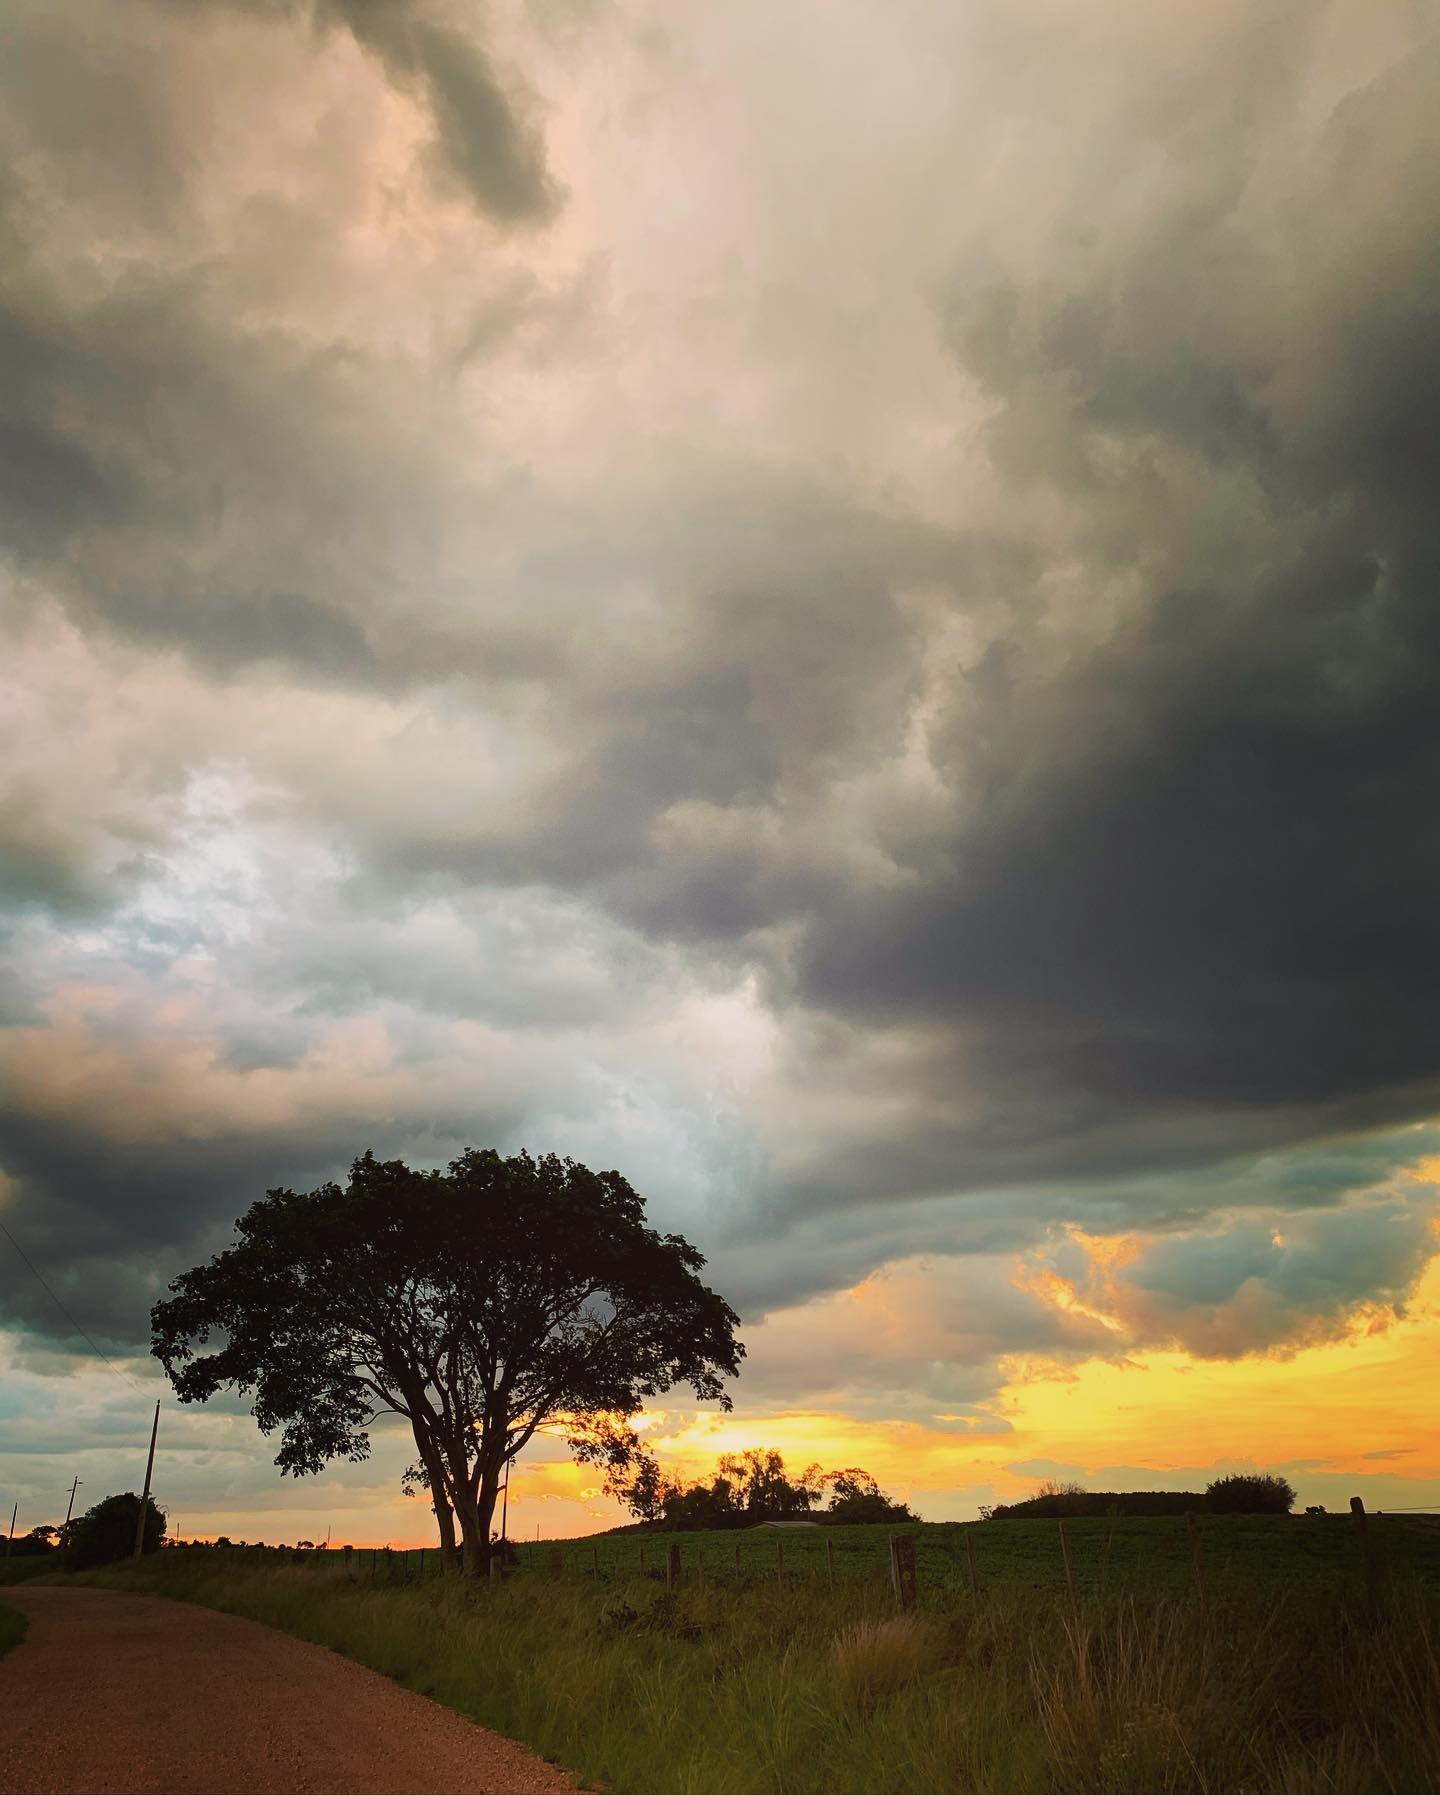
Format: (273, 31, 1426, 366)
(964, 1525, 978, 1596)
(826, 1537, 834, 1588)
(1350, 1496, 1380, 1601)
(889, 1533, 918, 1612)
(777, 1537, 784, 1578)
(591, 1545, 599, 1577)
(1058, 1520, 1077, 1607)
(667, 1542, 681, 1590)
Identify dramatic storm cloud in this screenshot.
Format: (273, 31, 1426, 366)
(2, 0, 1439, 1534)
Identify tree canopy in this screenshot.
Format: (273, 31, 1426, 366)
(1205, 1472, 1296, 1515)
(151, 1149, 744, 1573)
(66, 1492, 166, 1567)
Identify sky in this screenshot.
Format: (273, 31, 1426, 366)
(2, 0, 1439, 1546)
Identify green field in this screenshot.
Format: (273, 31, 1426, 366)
(527, 1512, 1440, 1595)
(245, 1511, 1440, 1603)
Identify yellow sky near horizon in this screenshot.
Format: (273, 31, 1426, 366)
(167, 1253, 1440, 1546)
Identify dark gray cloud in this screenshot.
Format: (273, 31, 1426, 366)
(774, 36, 1440, 1204)
(1, 0, 1438, 1398)
(325, 0, 558, 223)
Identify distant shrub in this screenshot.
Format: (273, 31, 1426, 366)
(831, 1616, 942, 1714)
(988, 1490, 1205, 1520)
(1205, 1473, 1296, 1515)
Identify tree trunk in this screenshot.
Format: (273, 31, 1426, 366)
(431, 1476, 460, 1574)
(409, 1423, 462, 1575)
(455, 1477, 502, 1577)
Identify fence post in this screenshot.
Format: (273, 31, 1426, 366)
(1058, 1520, 1077, 1607)
(889, 1533, 918, 1612)
(777, 1537, 784, 1578)
(591, 1545, 599, 1577)
(964, 1525, 979, 1596)
(549, 1546, 564, 1575)
(1350, 1496, 1380, 1601)
(667, 1542, 681, 1590)
(826, 1537, 834, 1588)
(734, 1540, 742, 1577)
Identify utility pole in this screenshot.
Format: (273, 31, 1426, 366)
(64, 1476, 82, 1529)
(131, 1402, 160, 1561)
(5, 1501, 15, 1556)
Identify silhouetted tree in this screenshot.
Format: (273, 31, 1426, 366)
(152, 1149, 743, 1576)
(67, 1492, 165, 1567)
(616, 1450, 914, 1527)
(820, 1468, 917, 1524)
(1205, 1472, 1296, 1515)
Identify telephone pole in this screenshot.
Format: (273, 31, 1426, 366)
(5, 1500, 16, 1556)
(131, 1402, 160, 1561)
(64, 1476, 81, 1529)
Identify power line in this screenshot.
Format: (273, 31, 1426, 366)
(0, 1214, 144, 1392)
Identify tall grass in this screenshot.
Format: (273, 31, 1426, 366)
(60, 1554, 1440, 1795)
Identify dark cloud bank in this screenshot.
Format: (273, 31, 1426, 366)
(1, 1, 1439, 1386)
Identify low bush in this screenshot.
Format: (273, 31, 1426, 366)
(987, 1490, 1205, 1520)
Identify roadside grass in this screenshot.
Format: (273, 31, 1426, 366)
(54, 1548, 1440, 1795)
(0, 1557, 64, 1585)
(0, 1602, 26, 1659)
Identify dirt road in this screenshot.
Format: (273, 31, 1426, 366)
(0, 1587, 579, 1795)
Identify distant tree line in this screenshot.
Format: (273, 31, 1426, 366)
(8, 1491, 166, 1567)
(613, 1447, 917, 1530)
(983, 1473, 1297, 1520)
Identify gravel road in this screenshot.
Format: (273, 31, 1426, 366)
(0, 1587, 580, 1795)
